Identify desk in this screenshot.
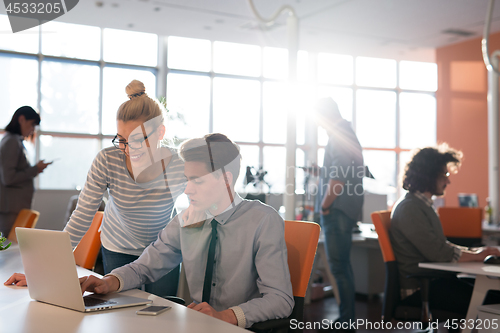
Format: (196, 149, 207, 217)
(0, 245, 246, 333)
(307, 223, 385, 303)
(419, 261, 500, 333)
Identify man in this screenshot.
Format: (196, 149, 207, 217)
(76, 133, 294, 328)
(314, 97, 364, 327)
(390, 144, 500, 315)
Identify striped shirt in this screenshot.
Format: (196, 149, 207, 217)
(64, 146, 185, 256)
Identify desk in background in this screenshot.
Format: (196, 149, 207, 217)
(0, 245, 246, 333)
(419, 261, 500, 333)
(308, 223, 385, 303)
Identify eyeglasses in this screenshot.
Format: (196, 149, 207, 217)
(112, 128, 157, 151)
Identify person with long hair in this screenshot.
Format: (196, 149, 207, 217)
(0, 106, 51, 236)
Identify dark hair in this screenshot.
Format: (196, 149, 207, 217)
(5, 106, 40, 135)
(314, 97, 342, 123)
(179, 133, 241, 186)
(402, 143, 462, 194)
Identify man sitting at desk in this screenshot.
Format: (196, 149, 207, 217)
(6, 133, 294, 328)
(390, 144, 500, 316)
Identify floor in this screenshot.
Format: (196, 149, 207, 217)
(303, 294, 450, 333)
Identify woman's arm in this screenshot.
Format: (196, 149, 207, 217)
(64, 150, 109, 248)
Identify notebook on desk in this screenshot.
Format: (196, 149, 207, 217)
(16, 228, 152, 312)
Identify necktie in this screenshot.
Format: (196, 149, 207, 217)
(202, 219, 218, 303)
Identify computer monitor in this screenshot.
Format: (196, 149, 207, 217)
(458, 193, 478, 207)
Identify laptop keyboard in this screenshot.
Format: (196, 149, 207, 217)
(84, 296, 117, 307)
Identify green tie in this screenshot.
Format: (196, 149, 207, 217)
(202, 219, 217, 303)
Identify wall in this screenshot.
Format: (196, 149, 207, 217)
(436, 32, 500, 208)
(32, 190, 80, 230)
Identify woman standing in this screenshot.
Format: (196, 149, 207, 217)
(63, 80, 185, 297)
(0, 106, 51, 236)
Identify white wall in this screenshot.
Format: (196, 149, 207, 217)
(32, 190, 80, 231)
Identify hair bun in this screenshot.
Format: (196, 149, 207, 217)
(126, 80, 146, 99)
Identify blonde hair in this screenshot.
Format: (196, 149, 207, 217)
(116, 80, 165, 128)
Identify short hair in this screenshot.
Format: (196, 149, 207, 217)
(402, 143, 462, 194)
(179, 133, 241, 186)
(5, 106, 40, 135)
(116, 80, 165, 128)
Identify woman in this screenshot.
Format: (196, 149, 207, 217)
(6, 81, 185, 297)
(0, 106, 51, 237)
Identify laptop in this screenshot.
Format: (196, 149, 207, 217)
(16, 228, 152, 312)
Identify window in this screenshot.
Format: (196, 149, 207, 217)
(318, 53, 353, 85)
(213, 41, 261, 77)
(0, 26, 159, 189)
(38, 136, 99, 189)
(41, 22, 100, 60)
(212, 77, 260, 142)
(356, 89, 397, 148)
(166, 73, 210, 139)
(399, 92, 436, 149)
(263, 81, 288, 144)
(167, 36, 211, 72)
(103, 29, 158, 66)
(40, 60, 100, 134)
(0, 54, 38, 127)
(400, 61, 438, 91)
(263, 47, 288, 80)
(0, 28, 437, 199)
(356, 57, 397, 88)
(0, 15, 39, 53)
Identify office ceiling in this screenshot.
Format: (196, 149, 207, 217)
(4, 0, 500, 61)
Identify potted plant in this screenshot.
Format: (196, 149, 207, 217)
(0, 232, 11, 250)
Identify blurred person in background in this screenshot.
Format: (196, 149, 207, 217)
(0, 106, 51, 236)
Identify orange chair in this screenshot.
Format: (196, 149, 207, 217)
(250, 220, 321, 333)
(437, 207, 483, 247)
(371, 210, 458, 325)
(73, 211, 104, 270)
(7, 209, 40, 243)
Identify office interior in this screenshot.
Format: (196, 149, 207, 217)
(2, 0, 500, 330)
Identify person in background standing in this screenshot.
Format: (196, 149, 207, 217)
(0, 106, 51, 237)
(314, 97, 364, 332)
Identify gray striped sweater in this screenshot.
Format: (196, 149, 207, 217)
(64, 146, 185, 256)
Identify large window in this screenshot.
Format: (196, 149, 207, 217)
(0, 17, 159, 189)
(0, 17, 437, 201)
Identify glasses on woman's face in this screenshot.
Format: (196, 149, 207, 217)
(112, 128, 157, 151)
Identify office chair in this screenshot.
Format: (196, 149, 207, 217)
(73, 211, 104, 270)
(437, 207, 483, 247)
(7, 209, 40, 243)
(163, 220, 321, 324)
(250, 220, 321, 333)
(371, 211, 458, 328)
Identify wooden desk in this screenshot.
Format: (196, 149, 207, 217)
(0, 245, 246, 333)
(419, 261, 500, 333)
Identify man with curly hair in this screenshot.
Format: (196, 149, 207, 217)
(389, 144, 500, 316)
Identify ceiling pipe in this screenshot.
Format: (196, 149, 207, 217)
(482, 0, 500, 224)
(247, 0, 299, 220)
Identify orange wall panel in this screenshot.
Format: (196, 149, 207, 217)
(436, 33, 500, 208)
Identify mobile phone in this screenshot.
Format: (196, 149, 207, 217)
(136, 305, 171, 316)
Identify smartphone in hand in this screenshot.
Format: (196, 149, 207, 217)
(136, 305, 171, 316)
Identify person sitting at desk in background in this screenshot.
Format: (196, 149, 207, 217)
(78, 133, 294, 328)
(0, 106, 51, 237)
(389, 144, 500, 316)
(5, 80, 185, 297)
